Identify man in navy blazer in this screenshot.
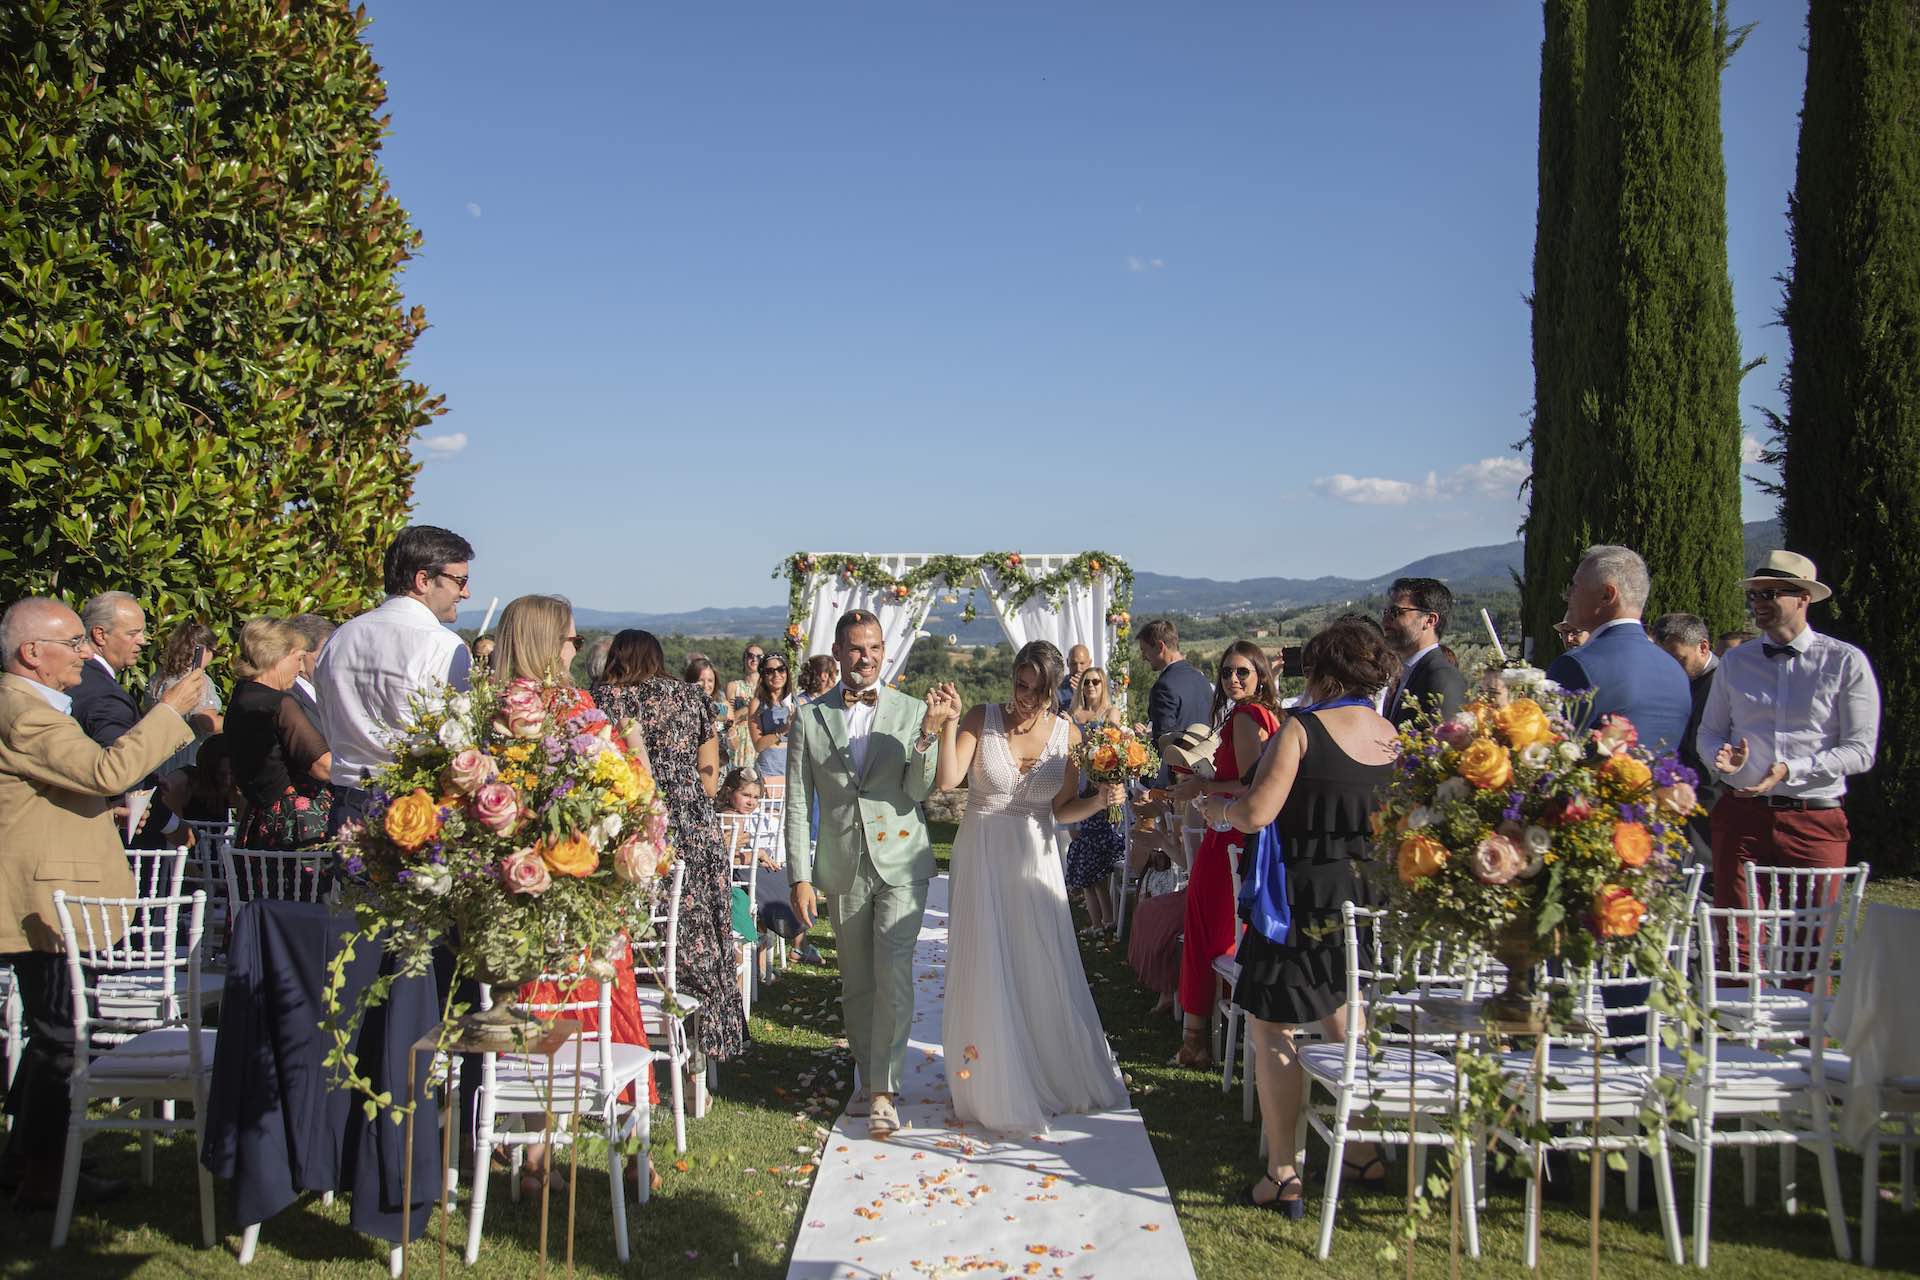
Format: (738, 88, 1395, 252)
(1137, 619, 1213, 788)
(69, 591, 179, 844)
(1545, 546, 1692, 757)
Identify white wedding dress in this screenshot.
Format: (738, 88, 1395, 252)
(943, 705, 1129, 1133)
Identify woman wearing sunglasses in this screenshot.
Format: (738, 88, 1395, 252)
(748, 654, 795, 792)
(1162, 641, 1283, 1069)
(1063, 666, 1129, 936)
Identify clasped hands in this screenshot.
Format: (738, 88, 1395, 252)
(1713, 737, 1790, 796)
(920, 682, 962, 737)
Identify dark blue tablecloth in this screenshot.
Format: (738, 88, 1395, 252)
(202, 900, 442, 1242)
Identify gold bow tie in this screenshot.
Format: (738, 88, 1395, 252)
(842, 687, 878, 707)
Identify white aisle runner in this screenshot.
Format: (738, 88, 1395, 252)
(787, 875, 1197, 1280)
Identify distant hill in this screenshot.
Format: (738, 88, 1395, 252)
(461, 520, 1783, 637)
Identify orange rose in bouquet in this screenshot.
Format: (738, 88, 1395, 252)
(1612, 822, 1653, 868)
(1492, 698, 1554, 749)
(1456, 738, 1513, 790)
(383, 789, 441, 852)
(1397, 834, 1449, 885)
(542, 832, 600, 878)
(1592, 886, 1646, 938)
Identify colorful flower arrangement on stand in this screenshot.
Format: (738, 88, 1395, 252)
(1071, 722, 1161, 822)
(323, 676, 673, 1110)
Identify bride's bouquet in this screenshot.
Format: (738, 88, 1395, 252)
(1072, 722, 1160, 822)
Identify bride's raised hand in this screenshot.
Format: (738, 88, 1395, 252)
(922, 682, 962, 734)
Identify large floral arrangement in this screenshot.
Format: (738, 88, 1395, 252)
(1372, 664, 1701, 1005)
(333, 675, 673, 994)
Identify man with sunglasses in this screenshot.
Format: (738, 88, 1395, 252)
(313, 524, 475, 831)
(1698, 551, 1880, 912)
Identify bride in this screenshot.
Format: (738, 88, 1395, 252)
(929, 640, 1129, 1133)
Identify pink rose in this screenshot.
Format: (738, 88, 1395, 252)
(493, 685, 547, 740)
(1592, 715, 1639, 757)
(644, 811, 670, 844)
(1472, 831, 1528, 885)
(499, 849, 551, 895)
(443, 748, 497, 796)
(1655, 781, 1698, 816)
(1434, 714, 1477, 748)
(612, 836, 659, 885)
(471, 781, 522, 834)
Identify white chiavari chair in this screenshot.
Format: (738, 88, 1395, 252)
(631, 863, 697, 1154)
(220, 845, 335, 906)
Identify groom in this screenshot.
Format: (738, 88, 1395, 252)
(786, 610, 958, 1138)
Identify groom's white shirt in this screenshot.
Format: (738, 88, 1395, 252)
(844, 684, 880, 778)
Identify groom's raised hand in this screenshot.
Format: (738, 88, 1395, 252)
(920, 682, 962, 737)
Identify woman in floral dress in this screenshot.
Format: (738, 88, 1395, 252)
(593, 629, 747, 1062)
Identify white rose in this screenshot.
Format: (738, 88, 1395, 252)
(437, 718, 475, 751)
(415, 864, 452, 897)
(1434, 777, 1472, 805)
(448, 692, 473, 718)
(1406, 805, 1434, 830)
(1499, 666, 1547, 690)
(1521, 825, 1552, 878)
(1519, 742, 1552, 769)
(587, 958, 617, 981)
(1557, 740, 1583, 764)
(591, 813, 624, 848)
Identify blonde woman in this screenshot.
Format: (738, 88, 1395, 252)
(1064, 666, 1128, 934)
(228, 618, 333, 849)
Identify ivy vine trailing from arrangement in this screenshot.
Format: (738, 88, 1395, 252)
(772, 550, 1136, 672)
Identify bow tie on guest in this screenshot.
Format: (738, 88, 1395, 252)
(1763, 642, 1795, 659)
(841, 687, 879, 706)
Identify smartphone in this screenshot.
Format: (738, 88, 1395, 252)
(191, 643, 206, 668)
(1280, 646, 1305, 679)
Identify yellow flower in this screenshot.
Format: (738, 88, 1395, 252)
(590, 751, 642, 803)
(1456, 738, 1513, 790)
(542, 832, 599, 878)
(1601, 754, 1652, 796)
(1397, 834, 1448, 885)
(383, 789, 440, 852)
(1491, 698, 1554, 749)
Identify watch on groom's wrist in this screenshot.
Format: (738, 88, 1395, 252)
(914, 732, 936, 753)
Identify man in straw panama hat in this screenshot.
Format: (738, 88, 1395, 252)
(1696, 550, 1881, 919)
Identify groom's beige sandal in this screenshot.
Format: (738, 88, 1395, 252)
(867, 1095, 899, 1139)
(846, 1090, 871, 1118)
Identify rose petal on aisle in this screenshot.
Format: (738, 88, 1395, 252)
(786, 875, 1196, 1280)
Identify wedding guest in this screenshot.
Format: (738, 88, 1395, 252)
(0, 597, 204, 1207)
(717, 766, 793, 979)
(179, 733, 238, 824)
(470, 634, 495, 673)
(1209, 615, 1397, 1216)
(227, 619, 333, 850)
(1651, 611, 1723, 868)
(591, 629, 746, 1065)
(1379, 577, 1467, 729)
(1716, 629, 1757, 655)
(144, 618, 223, 772)
(1064, 667, 1128, 936)
(1698, 552, 1880, 918)
(684, 655, 731, 766)
(1059, 644, 1092, 712)
(723, 645, 765, 770)
(314, 524, 473, 831)
(798, 655, 839, 705)
(748, 653, 794, 790)
(581, 634, 613, 684)
(1165, 642, 1282, 1069)
(1137, 620, 1211, 789)
(287, 613, 334, 726)
(1553, 616, 1591, 652)
(1545, 545, 1691, 753)
(1125, 841, 1187, 1014)
(72, 591, 182, 844)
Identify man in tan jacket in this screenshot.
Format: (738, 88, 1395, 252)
(0, 597, 204, 1208)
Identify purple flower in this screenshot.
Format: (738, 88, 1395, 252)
(1651, 757, 1699, 788)
(1502, 793, 1525, 823)
(565, 708, 609, 733)
(543, 735, 568, 765)
(1617, 802, 1649, 823)
(342, 855, 366, 876)
(568, 732, 605, 757)
(396, 869, 414, 883)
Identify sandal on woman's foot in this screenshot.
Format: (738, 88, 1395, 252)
(1342, 1154, 1388, 1192)
(1241, 1172, 1305, 1220)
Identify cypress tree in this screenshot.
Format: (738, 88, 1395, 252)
(1566, 0, 1747, 633)
(0, 1, 441, 646)
(1777, 0, 1920, 870)
(1522, 0, 1587, 658)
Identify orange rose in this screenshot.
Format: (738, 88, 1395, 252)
(1593, 886, 1646, 938)
(541, 832, 599, 878)
(1601, 754, 1652, 796)
(1397, 834, 1449, 885)
(1456, 738, 1513, 790)
(382, 789, 441, 852)
(1124, 742, 1149, 769)
(1612, 821, 1653, 868)
(1491, 698, 1553, 749)
(1092, 745, 1120, 772)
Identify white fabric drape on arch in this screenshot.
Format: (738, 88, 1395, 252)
(977, 567, 1120, 676)
(797, 572, 933, 686)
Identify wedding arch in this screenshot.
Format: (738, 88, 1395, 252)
(776, 551, 1136, 706)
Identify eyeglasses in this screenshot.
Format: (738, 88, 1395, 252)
(1220, 665, 1257, 680)
(762, 663, 787, 674)
(744, 652, 763, 662)
(31, 634, 90, 653)
(1382, 604, 1425, 619)
(434, 571, 470, 590)
(565, 635, 583, 647)
(1746, 588, 1808, 603)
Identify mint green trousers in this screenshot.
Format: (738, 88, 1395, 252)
(829, 855, 928, 1096)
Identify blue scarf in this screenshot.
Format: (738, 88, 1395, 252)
(1238, 697, 1376, 945)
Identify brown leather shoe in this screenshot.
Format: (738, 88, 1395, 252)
(14, 1167, 128, 1211)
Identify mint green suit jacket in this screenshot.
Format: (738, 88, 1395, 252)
(784, 686, 938, 893)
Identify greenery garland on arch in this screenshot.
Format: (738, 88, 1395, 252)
(772, 550, 1136, 687)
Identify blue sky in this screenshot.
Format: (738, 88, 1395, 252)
(370, 2, 1806, 613)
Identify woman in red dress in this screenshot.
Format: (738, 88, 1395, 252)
(491, 596, 658, 1192)
(1166, 641, 1283, 1068)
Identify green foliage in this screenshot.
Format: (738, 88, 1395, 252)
(1775, 0, 1920, 873)
(1524, 0, 1748, 653)
(0, 0, 440, 658)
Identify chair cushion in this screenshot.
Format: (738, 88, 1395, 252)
(1714, 984, 1813, 1026)
(1785, 1048, 1920, 1092)
(1301, 1043, 1457, 1098)
(489, 1041, 656, 1099)
(1496, 1049, 1655, 1108)
(1625, 1043, 1812, 1092)
(87, 1027, 216, 1079)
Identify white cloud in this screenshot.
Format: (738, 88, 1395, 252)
(1312, 456, 1530, 507)
(1741, 433, 1766, 464)
(415, 432, 469, 458)
(1125, 255, 1165, 273)
(465, 201, 483, 219)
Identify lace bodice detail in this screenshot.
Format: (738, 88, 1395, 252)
(966, 704, 1069, 819)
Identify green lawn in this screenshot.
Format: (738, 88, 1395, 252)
(6, 832, 1914, 1277)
